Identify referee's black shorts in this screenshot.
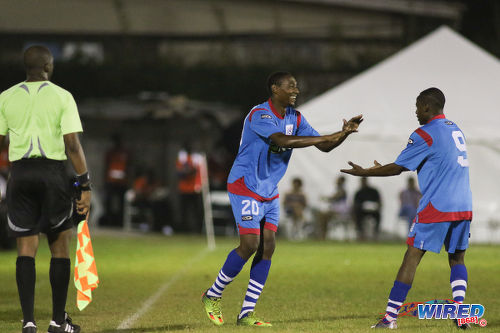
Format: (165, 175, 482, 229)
(6, 158, 74, 238)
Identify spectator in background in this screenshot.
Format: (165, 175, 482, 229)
(176, 143, 204, 233)
(102, 134, 130, 227)
(130, 168, 170, 233)
(353, 177, 381, 241)
(399, 177, 421, 230)
(317, 175, 351, 240)
(283, 177, 307, 240)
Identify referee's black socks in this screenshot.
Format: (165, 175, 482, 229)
(16, 256, 36, 324)
(50, 257, 71, 324)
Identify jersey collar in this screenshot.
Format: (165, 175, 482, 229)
(427, 114, 445, 124)
(268, 98, 285, 119)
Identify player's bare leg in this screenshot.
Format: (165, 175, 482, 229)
(395, 246, 426, 285)
(372, 246, 425, 329)
(47, 229, 80, 333)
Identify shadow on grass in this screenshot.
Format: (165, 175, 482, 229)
(273, 313, 374, 324)
(97, 324, 193, 332)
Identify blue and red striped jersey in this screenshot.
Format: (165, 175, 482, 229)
(395, 114, 472, 223)
(227, 99, 319, 201)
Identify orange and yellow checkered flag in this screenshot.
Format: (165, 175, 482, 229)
(74, 215, 99, 310)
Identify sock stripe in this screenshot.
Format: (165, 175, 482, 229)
(451, 279, 467, 289)
(387, 301, 402, 309)
(387, 312, 398, 319)
(249, 279, 264, 289)
(211, 284, 223, 294)
(219, 271, 233, 282)
(215, 278, 227, 289)
(387, 299, 403, 306)
(453, 290, 466, 298)
(242, 300, 256, 308)
(386, 306, 399, 315)
(247, 284, 261, 293)
(246, 291, 260, 299)
(452, 286, 467, 291)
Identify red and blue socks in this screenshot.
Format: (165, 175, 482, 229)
(238, 259, 272, 319)
(450, 264, 467, 303)
(207, 249, 247, 298)
(382, 280, 411, 324)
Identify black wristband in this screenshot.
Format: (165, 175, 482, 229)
(76, 172, 90, 185)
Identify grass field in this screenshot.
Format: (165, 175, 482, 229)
(0, 231, 498, 332)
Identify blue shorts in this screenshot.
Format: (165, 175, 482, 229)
(406, 220, 471, 253)
(228, 192, 280, 235)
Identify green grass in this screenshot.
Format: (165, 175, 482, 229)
(0, 233, 498, 332)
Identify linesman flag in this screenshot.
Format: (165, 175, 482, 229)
(74, 214, 99, 310)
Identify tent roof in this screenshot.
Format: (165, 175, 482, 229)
(300, 26, 500, 143)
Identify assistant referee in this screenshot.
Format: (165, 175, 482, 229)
(0, 45, 90, 333)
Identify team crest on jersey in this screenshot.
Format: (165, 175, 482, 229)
(445, 121, 454, 125)
(286, 124, 294, 135)
(408, 138, 414, 144)
(261, 114, 272, 119)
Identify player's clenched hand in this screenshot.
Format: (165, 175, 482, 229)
(76, 190, 91, 215)
(340, 161, 366, 176)
(342, 114, 363, 134)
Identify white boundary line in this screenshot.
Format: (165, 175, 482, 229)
(117, 248, 209, 330)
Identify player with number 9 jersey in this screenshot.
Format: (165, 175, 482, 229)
(395, 114, 472, 224)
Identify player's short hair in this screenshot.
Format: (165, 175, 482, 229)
(24, 45, 52, 71)
(418, 87, 445, 110)
(267, 71, 292, 95)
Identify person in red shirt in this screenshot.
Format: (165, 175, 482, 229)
(102, 134, 130, 226)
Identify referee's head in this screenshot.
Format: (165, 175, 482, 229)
(24, 45, 54, 80)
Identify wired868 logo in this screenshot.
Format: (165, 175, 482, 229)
(418, 302, 486, 327)
(394, 299, 487, 327)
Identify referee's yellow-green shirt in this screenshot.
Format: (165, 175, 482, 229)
(0, 81, 83, 161)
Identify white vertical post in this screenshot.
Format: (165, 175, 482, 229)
(200, 153, 216, 250)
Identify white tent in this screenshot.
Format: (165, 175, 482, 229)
(280, 26, 500, 243)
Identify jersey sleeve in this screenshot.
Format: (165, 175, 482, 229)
(296, 113, 320, 137)
(60, 92, 83, 135)
(394, 131, 431, 171)
(0, 93, 7, 135)
(249, 110, 281, 138)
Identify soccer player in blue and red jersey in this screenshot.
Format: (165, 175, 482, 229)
(341, 88, 473, 329)
(202, 72, 363, 327)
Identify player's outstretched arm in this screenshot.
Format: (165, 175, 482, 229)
(341, 160, 407, 177)
(64, 132, 91, 215)
(269, 114, 363, 152)
(315, 114, 363, 152)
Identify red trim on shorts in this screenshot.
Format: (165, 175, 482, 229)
(227, 177, 279, 202)
(417, 202, 472, 223)
(249, 108, 268, 122)
(415, 128, 433, 147)
(296, 111, 302, 128)
(268, 98, 284, 119)
(238, 227, 260, 235)
(407, 236, 415, 247)
(427, 114, 446, 123)
(264, 222, 278, 232)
